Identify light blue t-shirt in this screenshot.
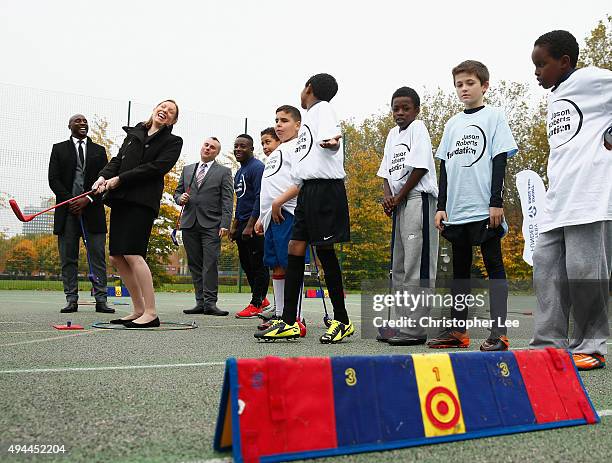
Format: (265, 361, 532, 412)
(435, 106, 518, 225)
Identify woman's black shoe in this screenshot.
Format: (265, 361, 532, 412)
(110, 318, 132, 325)
(124, 317, 160, 329)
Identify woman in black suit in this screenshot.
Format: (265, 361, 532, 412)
(92, 100, 183, 328)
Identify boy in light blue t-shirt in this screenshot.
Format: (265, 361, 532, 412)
(430, 60, 518, 352)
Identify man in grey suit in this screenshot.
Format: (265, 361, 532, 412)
(174, 137, 233, 315)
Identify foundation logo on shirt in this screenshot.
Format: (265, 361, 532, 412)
(389, 143, 411, 180)
(547, 99, 583, 148)
(446, 125, 487, 167)
(235, 174, 246, 198)
(264, 151, 283, 178)
(296, 125, 313, 162)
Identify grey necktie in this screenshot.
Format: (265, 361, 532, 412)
(196, 163, 208, 187)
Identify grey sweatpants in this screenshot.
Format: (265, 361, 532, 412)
(530, 221, 611, 355)
(392, 191, 439, 338)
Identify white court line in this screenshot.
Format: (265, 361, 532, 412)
(0, 361, 225, 375)
(0, 329, 105, 348)
(599, 409, 612, 416)
(0, 324, 255, 338)
(1, 330, 66, 334)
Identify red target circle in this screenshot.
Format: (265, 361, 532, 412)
(437, 401, 449, 415)
(425, 386, 461, 429)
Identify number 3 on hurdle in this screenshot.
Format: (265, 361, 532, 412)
(498, 362, 510, 377)
(345, 368, 357, 386)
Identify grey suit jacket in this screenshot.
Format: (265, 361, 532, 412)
(173, 161, 234, 230)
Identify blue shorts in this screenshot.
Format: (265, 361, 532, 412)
(264, 211, 309, 268)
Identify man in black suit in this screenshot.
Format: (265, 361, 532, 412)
(48, 114, 114, 314)
(174, 137, 233, 315)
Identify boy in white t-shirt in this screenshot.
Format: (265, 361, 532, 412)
(255, 73, 354, 344)
(256, 127, 281, 321)
(254, 106, 307, 337)
(377, 87, 439, 346)
(529, 30, 612, 370)
(430, 60, 518, 352)
(260, 127, 281, 156)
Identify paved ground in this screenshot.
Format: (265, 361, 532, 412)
(0, 290, 610, 462)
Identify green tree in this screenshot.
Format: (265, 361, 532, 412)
(420, 88, 463, 150)
(342, 149, 392, 288)
(33, 234, 60, 276)
(90, 117, 115, 159)
(5, 239, 37, 275)
(146, 160, 184, 288)
(578, 15, 612, 70)
(342, 80, 549, 282)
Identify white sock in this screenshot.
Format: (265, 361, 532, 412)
(273, 277, 285, 317)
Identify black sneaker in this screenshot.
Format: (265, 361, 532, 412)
(387, 334, 427, 346)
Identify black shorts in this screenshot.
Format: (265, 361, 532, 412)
(292, 179, 350, 245)
(441, 218, 504, 246)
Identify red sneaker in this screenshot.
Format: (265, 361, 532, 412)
(235, 304, 262, 319)
(297, 319, 307, 338)
(573, 353, 606, 371)
(260, 297, 271, 309)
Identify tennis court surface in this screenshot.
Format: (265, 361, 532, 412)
(1, 290, 610, 462)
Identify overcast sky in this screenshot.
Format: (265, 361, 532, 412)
(0, 1, 609, 235)
(1, 1, 610, 123)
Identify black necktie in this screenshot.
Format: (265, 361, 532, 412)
(78, 140, 84, 167)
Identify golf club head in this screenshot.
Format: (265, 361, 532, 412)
(9, 199, 28, 222)
(323, 314, 333, 327)
(171, 228, 182, 246)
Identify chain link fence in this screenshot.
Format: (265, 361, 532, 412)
(0, 82, 449, 293)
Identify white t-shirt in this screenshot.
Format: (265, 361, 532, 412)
(435, 106, 518, 225)
(292, 101, 345, 184)
(540, 66, 612, 233)
(376, 120, 438, 197)
(259, 138, 298, 232)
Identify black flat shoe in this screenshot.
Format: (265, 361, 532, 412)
(109, 318, 132, 325)
(124, 317, 160, 329)
(387, 335, 427, 346)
